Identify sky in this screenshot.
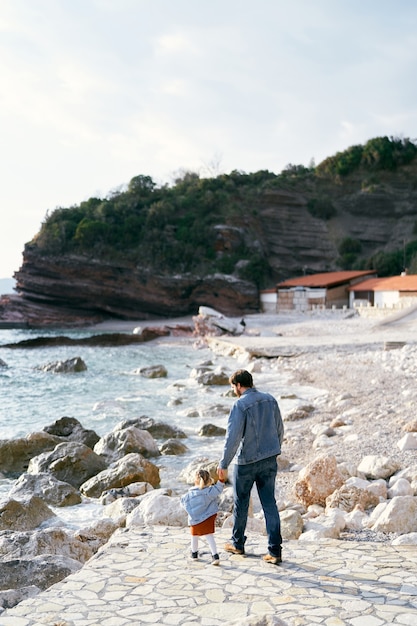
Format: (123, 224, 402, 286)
(1, 0, 417, 279)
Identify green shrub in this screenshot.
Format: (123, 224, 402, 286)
(73, 219, 111, 249)
(238, 255, 271, 289)
(316, 136, 417, 178)
(307, 197, 336, 220)
(338, 238, 362, 255)
(337, 253, 359, 270)
(366, 250, 403, 276)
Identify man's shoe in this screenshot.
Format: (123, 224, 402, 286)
(262, 553, 282, 565)
(191, 551, 198, 560)
(224, 542, 245, 555)
(211, 553, 220, 566)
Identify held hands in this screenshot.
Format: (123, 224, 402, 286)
(217, 467, 228, 482)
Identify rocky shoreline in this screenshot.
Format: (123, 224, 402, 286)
(1, 308, 417, 613)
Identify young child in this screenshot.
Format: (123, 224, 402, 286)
(180, 468, 224, 565)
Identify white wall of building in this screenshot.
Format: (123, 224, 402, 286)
(260, 290, 277, 312)
(374, 290, 399, 307)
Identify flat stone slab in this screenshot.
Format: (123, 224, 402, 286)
(2, 526, 417, 625)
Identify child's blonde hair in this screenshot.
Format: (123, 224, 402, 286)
(196, 468, 213, 489)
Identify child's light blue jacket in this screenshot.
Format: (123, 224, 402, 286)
(180, 480, 224, 526)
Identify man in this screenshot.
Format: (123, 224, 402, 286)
(217, 369, 284, 564)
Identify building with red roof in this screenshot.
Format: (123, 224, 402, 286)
(276, 270, 377, 312)
(348, 274, 417, 308)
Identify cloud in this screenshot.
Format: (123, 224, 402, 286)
(1, 0, 417, 277)
(154, 32, 198, 57)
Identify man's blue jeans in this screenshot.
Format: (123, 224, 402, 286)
(231, 455, 282, 557)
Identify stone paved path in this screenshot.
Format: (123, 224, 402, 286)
(1, 526, 417, 626)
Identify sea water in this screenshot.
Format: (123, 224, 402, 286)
(0, 326, 305, 529)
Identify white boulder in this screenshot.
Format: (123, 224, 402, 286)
(345, 476, 387, 499)
(357, 455, 401, 480)
(387, 478, 413, 498)
(397, 433, 417, 451)
(391, 532, 417, 546)
(126, 491, 188, 527)
(280, 509, 304, 540)
(299, 508, 346, 541)
(370, 496, 417, 534)
(343, 507, 369, 531)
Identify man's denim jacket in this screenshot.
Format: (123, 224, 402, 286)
(219, 387, 284, 469)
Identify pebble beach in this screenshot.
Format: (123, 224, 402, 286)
(2, 306, 417, 625)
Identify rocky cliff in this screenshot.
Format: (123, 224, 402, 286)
(2, 145, 417, 327)
(4, 250, 258, 326)
(256, 182, 417, 276)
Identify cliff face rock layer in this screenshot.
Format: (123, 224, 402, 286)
(10, 249, 258, 324)
(256, 190, 337, 274)
(256, 185, 417, 277)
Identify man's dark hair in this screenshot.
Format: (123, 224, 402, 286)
(229, 369, 253, 388)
